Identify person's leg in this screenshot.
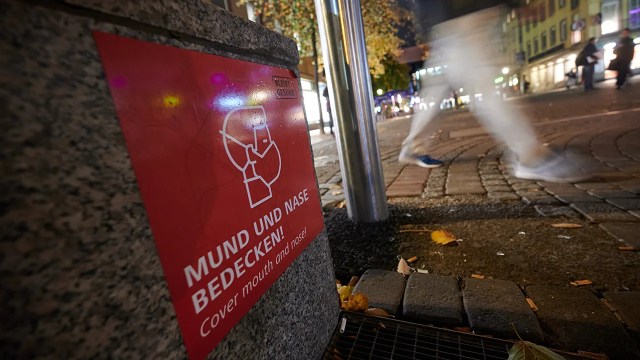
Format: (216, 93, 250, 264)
(400, 81, 449, 156)
(617, 66, 629, 88)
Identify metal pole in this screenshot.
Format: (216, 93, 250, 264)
(314, 0, 388, 222)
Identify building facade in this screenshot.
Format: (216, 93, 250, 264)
(502, 0, 640, 93)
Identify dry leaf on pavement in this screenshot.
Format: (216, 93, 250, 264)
(507, 340, 566, 360)
(618, 246, 638, 251)
(526, 298, 539, 312)
(342, 293, 368, 312)
(431, 230, 458, 246)
(551, 223, 583, 229)
(570, 279, 593, 286)
(471, 274, 485, 279)
(406, 256, 417, 263)
(397, 257, 411, 275)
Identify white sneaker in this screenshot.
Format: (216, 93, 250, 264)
(399, 151, 443, 168)
(514, 155, 591, 183)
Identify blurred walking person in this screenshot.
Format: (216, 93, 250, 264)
(579, 38, 599, 91)
(399, 6, 588, 182)
(613, 28, 635, 90)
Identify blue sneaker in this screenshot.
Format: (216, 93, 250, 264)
(399, 153, 443, 168)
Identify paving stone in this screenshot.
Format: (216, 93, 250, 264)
(555, 193, 604, 204)
(606, 198, 640, 210)
(526, 285, 638, 358)
(446, 183, 486, 195)
(589, 189, 639, 199)
(630, 210, 640, 220)
(480, 174, 505, 181)
(574, 182, 620, 191)
(484, 185, 513, 193)
(462, 278, 543, 342)
(402, 273, 464, 326)
(599, 223, 640, 247)
(482, 179, 509, 186)
(571, 203, 639, 223)
(386, 186, 423, 197)
(543, 187, 585, 196)
(604, 292, 640, 342)
(488, 192, 521, 200)
(534, 205, 580, 218)
(520, 194, 562, 205)
(353, 270, 406, 315)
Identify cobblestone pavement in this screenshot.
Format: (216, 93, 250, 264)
(313, 78, 640, 249)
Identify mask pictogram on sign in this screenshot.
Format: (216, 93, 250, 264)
(220, 106, 282, 208)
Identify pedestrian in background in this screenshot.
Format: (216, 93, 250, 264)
(579, 37, 599, 91)
(399, 6, 589, 182)
(613, 28, 635, 90)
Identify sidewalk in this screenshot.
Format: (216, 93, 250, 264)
(316, 78, 640, 358)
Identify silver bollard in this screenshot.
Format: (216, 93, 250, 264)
(314, 0, 388, 222)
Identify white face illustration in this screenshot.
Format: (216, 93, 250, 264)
(220, 106, 282, 208)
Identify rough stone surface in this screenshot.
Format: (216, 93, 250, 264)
(64, 0, 299, 68)
(462, 278, 543, 342)
(527, 286, 639, 359)
(600, 223, 640, 247)
(402, 273, 464, 326)
(571, 202, 639, 223)
(353, 270, 406, 315)
(0, 2, 337, 359)
(604, 292, 640, 342)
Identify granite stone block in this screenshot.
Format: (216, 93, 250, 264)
(402, 273, 464, 326)
(1, 1, 338, 359)
(603, 291, 640, 342)
(527, 286, 638, 359)
(463, 278, 543, 342)
(353, 270, 406, 315)
(599, 223, 640, 247)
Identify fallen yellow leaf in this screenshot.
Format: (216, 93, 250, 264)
(471, 274, 485, 279)
(406, 256, 418, 263)
(337, 285, 353, 302)
(526, 298, 539, 312)
(431, 230, 458, 246)
(551, 223, 583, 228)
(343, 293, 368, 312)
(570, 279, 593, 286)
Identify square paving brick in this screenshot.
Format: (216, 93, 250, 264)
(482, 179, 509, 186)
(488, 192, 521, 200)
(462, 278, 543, 343)
(599, 223, 640, 247)
(403, 273, 464, 326)
(386, 186, 423, 198)
(353, 270, 406, 315)
(554, 193, 604, 204)
(526, 286, 638, 358)
(603, 291, 640, 342)
(484, 185, 513, 193)
(446, 183, 486, 195)
(606, 198, 640, 210)
(571, 203, 639, 223)
(520, 194, 562, 205)
(574, 183, 620, 191)
(588, 190, 639, 199)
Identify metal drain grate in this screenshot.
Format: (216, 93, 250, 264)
(323, 312, 588, 360)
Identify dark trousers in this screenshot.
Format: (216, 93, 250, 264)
(616, 65, 630, 88)
(583, 64, 594, 90)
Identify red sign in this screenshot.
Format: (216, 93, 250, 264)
(94, 32, 324, 360)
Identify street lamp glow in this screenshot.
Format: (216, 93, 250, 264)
(376, 88, 383, 96)
(501, 67, 509, 75)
